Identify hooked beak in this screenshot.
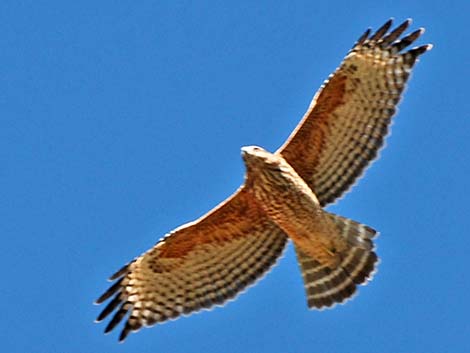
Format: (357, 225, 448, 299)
(241, 146, 250, 156)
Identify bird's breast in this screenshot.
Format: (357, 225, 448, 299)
(246, 166, 343, 268)
(248, 168, 321, 235)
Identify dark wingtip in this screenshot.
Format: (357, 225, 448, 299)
(399, 18, 412, 31)
(118, 324, 132, 342)
(408, 44, 433, 58)
(380, 19, 411, 46)
(392, 27, 426, 52)
(109, 263, 130, 281)
(96, 293, 123, 322)
(104, 302, 130, 334)
(95, 278, 124, 304)
(370, 18, 393, 41)
(104, 322, 115, 334)
(354, 28, 371, 48)
(408, 28, 425, 42)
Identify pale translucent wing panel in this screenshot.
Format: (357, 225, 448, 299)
(95, 189, 288, 341)
(278, 20, 431, 206)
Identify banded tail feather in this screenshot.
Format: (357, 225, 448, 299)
(295, 214, 378, 309)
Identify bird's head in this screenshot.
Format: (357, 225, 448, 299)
(241, 145, 284, 173)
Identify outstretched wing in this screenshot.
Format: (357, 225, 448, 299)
(277, 19, 432, 206)
(95, 188, 288, 341)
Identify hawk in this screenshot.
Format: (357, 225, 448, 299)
(95, 19, 431, 341)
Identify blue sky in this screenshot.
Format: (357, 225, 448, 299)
(2, 1, 469, 352)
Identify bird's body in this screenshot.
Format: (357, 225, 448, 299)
(242, 146, 377, 306)
(95, 19, 431, 341)
(243, 146, 346, 268)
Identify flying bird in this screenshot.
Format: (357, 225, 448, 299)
(95, 19, 431, 341)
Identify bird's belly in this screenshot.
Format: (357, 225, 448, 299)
(257, 191, 344, 268)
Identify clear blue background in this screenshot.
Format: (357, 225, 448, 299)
(2, 1, 469, 352)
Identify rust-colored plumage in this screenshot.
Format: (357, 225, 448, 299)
(95, 19, 431, 341)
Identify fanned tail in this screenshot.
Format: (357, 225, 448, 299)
(295, 213, 378, 309)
